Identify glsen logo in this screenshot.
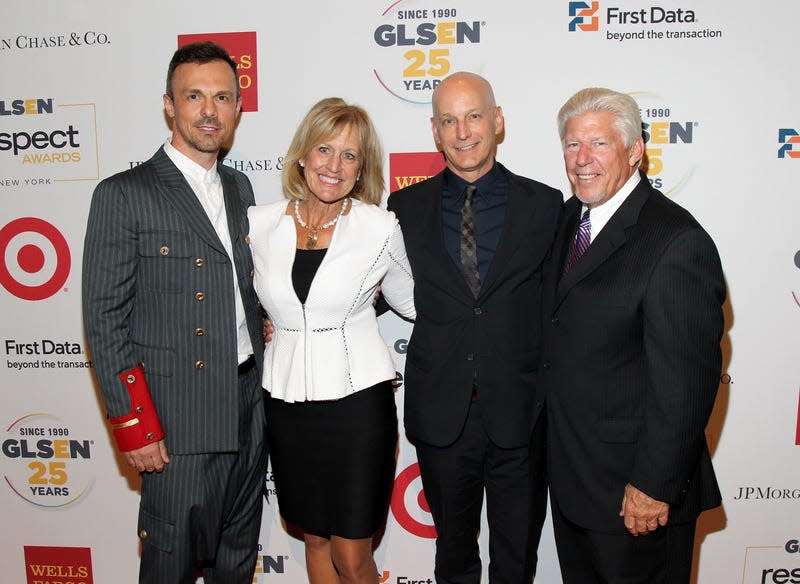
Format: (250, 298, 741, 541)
(0, 97, 99, 182)
(24, 546, 93, 584)
(569, 2, 599, 31)
(631, 93, 697, 194)
(389, 152, 446, 193)
(253, 553, 287, 576)
(2, 413, 94, 507)
(372, 1, 486, 104)
(0, 217, 71, 301)
(178, 32, 258, 113)
(741, 540, 800, 584)
(390, 462, 436, 538)
(0, 98, 54, 116)
(778, 129, 800, 159)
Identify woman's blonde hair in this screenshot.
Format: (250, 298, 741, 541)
(282, 97, 385, 205)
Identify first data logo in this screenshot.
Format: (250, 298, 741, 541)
(569, 2, 600, 31)
(2, 413, 94, 508)
(372, 0, 486, 104)
(778, 129, 800, 158)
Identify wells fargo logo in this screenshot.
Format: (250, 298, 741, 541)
(178, 32, 258, 112)
(389, 151, 446, 193)
(24, 546, 93, 584)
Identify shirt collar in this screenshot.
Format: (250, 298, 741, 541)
(163, 139, 220, 185)
(443, 161, 502, 198)
(581, 171, 641, 241)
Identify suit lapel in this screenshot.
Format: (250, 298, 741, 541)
(555, 179, 651, 307)
(419, 174, 475, 301)
(221, 168, 244, 248)
(479, 169, 536, 298)
(150, 147, 226, 254)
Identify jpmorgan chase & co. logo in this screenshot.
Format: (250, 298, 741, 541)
(372, 1, 487, 104)
(2, 413, 95, 508)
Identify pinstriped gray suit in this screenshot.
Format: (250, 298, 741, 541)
(83, 146, 267, 583)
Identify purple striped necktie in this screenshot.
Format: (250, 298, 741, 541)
(563, 208, 591, 274)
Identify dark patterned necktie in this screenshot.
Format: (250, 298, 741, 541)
(563, 208, 591, 274)
(460, 184, 480, 297)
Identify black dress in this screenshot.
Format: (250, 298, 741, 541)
(264, 247, 398, 539)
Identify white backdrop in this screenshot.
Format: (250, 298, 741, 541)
(2, 1, 799, 583)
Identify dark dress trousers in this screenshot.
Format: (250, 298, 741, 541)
(388, 163, 562, 583)
(540, 175, 725, 583)
(83, 146, 267, 583)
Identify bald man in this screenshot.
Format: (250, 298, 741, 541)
(388, 72, 562, 583)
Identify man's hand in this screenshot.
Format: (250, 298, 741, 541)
(123, 440, 169, 473)
(263, 318, 274, 345)
(619, 483, 669, 536)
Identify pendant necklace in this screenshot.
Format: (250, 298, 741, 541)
(294, 198, 350, 249)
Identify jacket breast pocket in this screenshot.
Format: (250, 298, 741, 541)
(138, 231, 194, 292)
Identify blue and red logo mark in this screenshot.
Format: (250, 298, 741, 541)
(778, 129, 800, 158)
(569, 1, 599, 31)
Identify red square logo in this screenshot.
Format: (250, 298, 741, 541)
(389, 152, 446, 193)
(24, 546, 93, 584)
(178, 32, 259, 112)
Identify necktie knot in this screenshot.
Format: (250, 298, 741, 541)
(464, 184, 477, 206)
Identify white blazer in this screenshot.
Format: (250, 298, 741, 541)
(247, 199, 415, 402)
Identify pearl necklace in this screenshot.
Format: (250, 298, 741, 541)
(294, 198, 350, 249)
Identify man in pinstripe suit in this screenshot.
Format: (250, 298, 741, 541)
(539, 87, 725, 583)
(83, 42, 267, 583)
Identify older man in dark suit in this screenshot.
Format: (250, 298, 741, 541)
(540, 87, 725, 584)
(82, 42, 266, 583)
(388, 72, 562, 584)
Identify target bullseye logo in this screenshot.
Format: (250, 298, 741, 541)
(0, 217, 70, 300)
(390, 462, 437, 538)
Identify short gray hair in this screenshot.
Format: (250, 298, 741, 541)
(557, 87, 642, 148)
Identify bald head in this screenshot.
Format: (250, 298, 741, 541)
(430, 72, 504, 182)
(432, 72, 497, 118)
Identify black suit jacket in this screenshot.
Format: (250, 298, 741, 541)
(540, 175, 725, 533)
(388, 163, 562, 448)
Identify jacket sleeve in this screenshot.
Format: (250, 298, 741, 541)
(381, 218, 416, 320)
(82, 177, 163, 452)
(629, 226, 725, 505)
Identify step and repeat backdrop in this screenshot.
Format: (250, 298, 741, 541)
(2, 1, 799, 582)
